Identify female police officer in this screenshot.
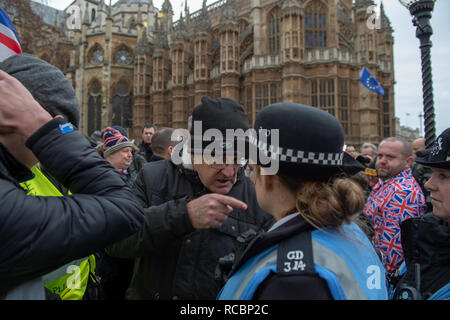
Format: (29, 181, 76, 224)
(393, 127, 450, 300)
(218, 102, 387, 300)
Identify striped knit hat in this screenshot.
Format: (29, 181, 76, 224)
(102, 127, 137, 158)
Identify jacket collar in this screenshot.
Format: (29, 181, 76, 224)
(401, 213, 450, 266)
(0, 142, 33, 185)
(232, 214, 314, 274)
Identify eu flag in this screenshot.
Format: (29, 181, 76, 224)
(359, 67, 384, 96)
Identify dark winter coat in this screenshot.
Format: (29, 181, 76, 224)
(396, 213, 450, 298)
(0, 118, 144, 295)
(106, 159, 274, 300)
(138, 141, 153, 162)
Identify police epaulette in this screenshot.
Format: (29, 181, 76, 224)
(276, 231, 315, 275)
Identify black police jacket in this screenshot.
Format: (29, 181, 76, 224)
(397, 213, 450, 298)
(0, 119, 144, 294)
(106, 158, 273, 300)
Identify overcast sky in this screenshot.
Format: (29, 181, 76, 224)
(40, 0, 449, 137)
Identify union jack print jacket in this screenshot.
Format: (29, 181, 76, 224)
(364, 168, 427, 273)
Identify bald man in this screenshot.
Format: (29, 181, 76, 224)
(412, 138, 425, 156)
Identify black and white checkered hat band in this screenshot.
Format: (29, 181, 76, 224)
(249, 135, 344, 166)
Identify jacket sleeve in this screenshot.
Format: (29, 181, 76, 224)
(106, 163, 195, 258)
(0, 118, 144, 293)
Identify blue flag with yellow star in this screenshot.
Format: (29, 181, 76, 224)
(359, 67, 384, 96)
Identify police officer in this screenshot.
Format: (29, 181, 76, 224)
(393, 128, 450, 300)
(218, 103, 387, 300)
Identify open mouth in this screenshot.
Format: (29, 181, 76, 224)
(216, 179, 232, 186)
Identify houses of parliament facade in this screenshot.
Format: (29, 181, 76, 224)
(10, 0, 396, 145)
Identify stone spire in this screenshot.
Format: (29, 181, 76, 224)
(220, 0, 239, 24)
(379, 2, 393, 33)
(137, 3, 143, 26)
(83, 2, 91, 26)
(195, 0, 211, 30)
(162, 0, 173, 15)
(174, 12, 189, 40)
(136, 28, 152, 55)
(154, 14, 169, 48)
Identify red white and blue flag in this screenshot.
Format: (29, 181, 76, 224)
(364, 168, 427, 273)
(0, 7, 22, 63)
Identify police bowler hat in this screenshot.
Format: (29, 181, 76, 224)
(250, 102, 365, 181)
(416, 127, 450, 169)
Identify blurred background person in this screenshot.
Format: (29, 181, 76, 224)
(139, 124, 155, 162)
(345, 144, 356, 158)
(149, 127, 177, 162)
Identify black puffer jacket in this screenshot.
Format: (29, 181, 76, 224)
(0, 119, 144, 295)
(106, 158, 273, 300)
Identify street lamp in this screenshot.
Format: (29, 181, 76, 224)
(399, 0, 436, 148)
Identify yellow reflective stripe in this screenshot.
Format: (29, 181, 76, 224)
(44, 258, 92, 300)
(20, 166, 63, 196)
(20, 165, 91, 300)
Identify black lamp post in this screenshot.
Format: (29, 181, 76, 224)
(399, 0, 436, 148)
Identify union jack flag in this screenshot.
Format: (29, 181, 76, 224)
(364, 168, 427, 273)
(0, 7, 22, 63)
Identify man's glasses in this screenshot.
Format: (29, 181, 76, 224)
(209, 163, 245, 170)
(204, 156, 248, 171)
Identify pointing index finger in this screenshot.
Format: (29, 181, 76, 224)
(213, 194, 248, 211)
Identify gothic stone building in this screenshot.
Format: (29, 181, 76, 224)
(63, 0, 395, 145)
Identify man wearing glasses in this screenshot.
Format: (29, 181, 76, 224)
(107, 96, 273, 300)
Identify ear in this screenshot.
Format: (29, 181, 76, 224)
(261, 173, 275, 191)
(167, 145, 174, 157)
(405, 156, 414, 169)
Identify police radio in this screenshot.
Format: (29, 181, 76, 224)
(394, 264, 423, 300)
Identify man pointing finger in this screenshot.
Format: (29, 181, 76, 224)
(187, 193, 248, 229)
(107, 96, 273, 300)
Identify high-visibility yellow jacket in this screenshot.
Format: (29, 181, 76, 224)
(20, 165, 98, 300)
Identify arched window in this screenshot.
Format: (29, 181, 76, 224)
(268, 8, 280, 55)
(91, 8, 96, 23)
(305, 1, 327, 48)
(128, 17, 137, 30)
(87, 80, 102, 135)
(112, 82, 132, 128)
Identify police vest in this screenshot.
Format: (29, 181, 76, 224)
(218, 222, 388, 300)
(20, 166, 98, 300)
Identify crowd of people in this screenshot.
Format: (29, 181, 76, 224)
(0, 50, 448, 301)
